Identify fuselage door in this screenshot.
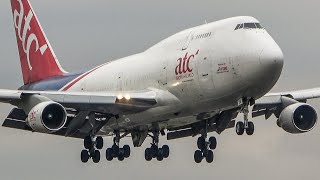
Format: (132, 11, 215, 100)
(197, 52, 215, 98)
(182, 31, 195, 51)
(159, 61, 167, 86)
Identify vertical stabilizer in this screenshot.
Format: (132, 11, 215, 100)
(11, 0, 67, 84)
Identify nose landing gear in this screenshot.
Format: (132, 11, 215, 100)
(236, 98, 255, 136)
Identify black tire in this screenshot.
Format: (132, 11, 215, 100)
(92, 150, 100, 163)
(206, 150, 214, 163)
(208, 136, 217, 150)
(112, 144, 119, 157)
(197, 137, 206, 150)
(106, 148, 113, 161)
(95, 136, 103, 150)
(157, 152, 164, 161)
(118, 151, 125, 161)
(123, 145, 131, 158)
(81, 150, 89, 163)
(194, 150, 203, 163)
(84, 136, 92, 149)
(145, 148, 152, 161)
(150, 144, 158, 158)
(246, 121, 255, 135)
(162, 145, 170, 158)
(236, 121, 245, 135)
(276, 119, 281, 127)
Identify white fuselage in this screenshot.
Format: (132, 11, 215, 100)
(63, 16, 284, 132)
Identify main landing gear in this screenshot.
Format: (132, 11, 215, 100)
(106, 131, 131, 161)
(81, 136, 103, 163)
(194, 124, 217, 163)
(236, 98, 255, 136)
(145, 130, 170, 161)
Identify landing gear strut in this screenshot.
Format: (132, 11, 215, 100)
(81, 136, 103, 163)
(194, 121, 216, 163)
(105, 130, 131, 161)
(236, 98, 255, 136)
(145, 130, 170, 161)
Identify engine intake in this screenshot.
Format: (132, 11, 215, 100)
(26, 101, 67, 133)
(278, 103, 317, 133)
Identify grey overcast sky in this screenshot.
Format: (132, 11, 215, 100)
(0, 0, 320, 180)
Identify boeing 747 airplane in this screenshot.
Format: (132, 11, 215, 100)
(1, 0, 319, 163)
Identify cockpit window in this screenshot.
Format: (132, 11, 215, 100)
(255, 23, 263, 28)
(235, 22, 263, 30)
(244, 23, 256, 29)
(234, 24, 240, 30)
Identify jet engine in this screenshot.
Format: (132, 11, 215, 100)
(278, 103, 317, 134)
(26, 101, 67, 133)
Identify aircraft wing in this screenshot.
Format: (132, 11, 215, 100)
(252, 87, 320, 119)
(0, 88, 179, 114)
(0, 88, 181, 138)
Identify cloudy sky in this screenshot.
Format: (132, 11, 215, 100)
(0, 0, 320, 179)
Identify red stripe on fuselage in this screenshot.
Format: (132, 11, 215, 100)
(61, 66, 100, 91)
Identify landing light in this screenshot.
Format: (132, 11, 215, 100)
(172, 82, 180, 87)
(125, 95, 131, 100)
(117, 95, 123, 100)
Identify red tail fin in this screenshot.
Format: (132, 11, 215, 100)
(11, 0, 67, 85)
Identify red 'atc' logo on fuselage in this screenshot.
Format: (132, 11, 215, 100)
(175, 50, 199, 80)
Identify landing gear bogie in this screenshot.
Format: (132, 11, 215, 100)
(144, 129, 170, 161)
(193, 118, 218, 163)
(194, 135, 216, 163)
(81, 136, 103, 163)
(105, 131, 131, 161)
(236, 98, 256, 136)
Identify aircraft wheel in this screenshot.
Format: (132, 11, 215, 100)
(236, 121, 245, 135)
(162, 145, 170, 158)
(194, 150, 203, 163)
(95, 136, 103, 150)
(208, 136, 217, 150)
(145, 148, 152, 161)
(150, 144, 159, 158)
(156, 152, 164, 161)
(112, 144, 120, 157)
(81, 150, 89, 163)
(92, 150, 100, 163)
(106, 148, 113, 161)
(118, 150, 125, 161)
(197, 137, 206, 150)
(123, 145, 131, 158)
(246, 122, 255, 135)
(84, 136, 92, 149)
(206, 150, 214, 163)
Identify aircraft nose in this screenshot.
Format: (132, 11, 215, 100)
(259, 44, 284, 76)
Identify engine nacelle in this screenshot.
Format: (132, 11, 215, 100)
(278, 103, 317, 134)
(26, 101, 67, 133)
